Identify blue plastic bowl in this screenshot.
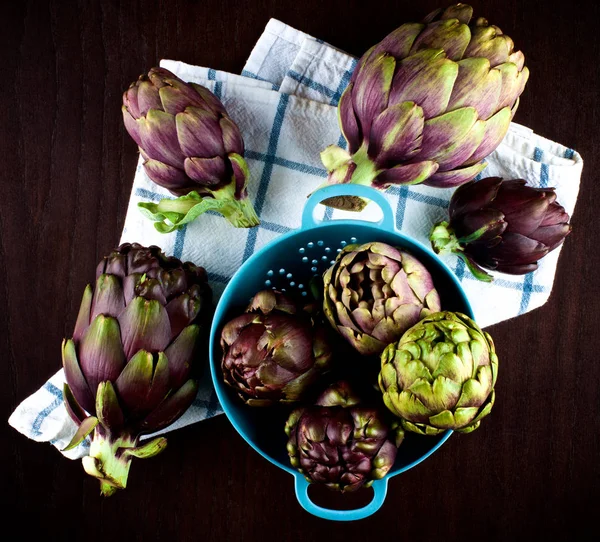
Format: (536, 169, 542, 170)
(209, 184, 474, 521)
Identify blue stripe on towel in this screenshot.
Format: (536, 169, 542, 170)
(242, 94, 290, 263)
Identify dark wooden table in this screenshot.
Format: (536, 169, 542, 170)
(4, 1, 599, 540)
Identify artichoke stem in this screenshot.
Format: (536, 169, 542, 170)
(429, 221, 464, 255)
(323, 145, 381, 211)
(81, 426, 137, 496)
(215, 195, 260, 228)
(155, 197, 198, 215)
(146, 189, 259, 230)
(350, 144, 380, 187)
(100, 481, 118, 497)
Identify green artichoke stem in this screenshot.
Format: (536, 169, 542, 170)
(323, 144, 381, 212)
(350, 144, 380, 187)
(212, 191, 260, 228)
(154, 197, 198, 215)
(99, 480, 118, 497)
(81, 426, 170, 495)
(82, 425, 136, 495)
(143, 189, 259, 231)
(429, 221, 464, 255)
(430, 221, 494, 282)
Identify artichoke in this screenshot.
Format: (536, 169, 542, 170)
(122, 67, 259, 232)
(220, 290, 332, 406)
(430, 177, 571, 281)
(62, 243, 212, 495)
(285, 381, 403, 492)
(323, 242, 441, 356)
(320, 3, 529, 210)
(379, 311, 497, 435)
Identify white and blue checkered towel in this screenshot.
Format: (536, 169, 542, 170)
(9, 19, 584, 459)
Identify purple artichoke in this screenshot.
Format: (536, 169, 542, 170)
(122, 67, 259, 232)
(430, 177, 571, 281)
(285, 381, 403, 492)
(320, 3, 528, 210)
(220, 290, 332, 406)
(323, 242, 441, 355)
(62, 243, 212, 495)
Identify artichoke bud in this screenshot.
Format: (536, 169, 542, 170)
(220, 290, 333, 405)
(320, 3, 529, 207)
(285, 382, 401, 492)
(323, 241, 441, 355)
(379, 311, 498, 435)
(122, 67, 259, 231)
(429, 177, 571, 280)
(61, 243, 212, 495)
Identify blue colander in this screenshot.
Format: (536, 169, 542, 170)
(209, 184, 473, 521)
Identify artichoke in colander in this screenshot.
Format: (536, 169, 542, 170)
(62, 243, 212, 495)
(323, 242, 441, 356)
(285, 381, 403, 492)
(220, 290, 333, 406)
(379, 311, 498, 435)
(321, 3, 529, 210)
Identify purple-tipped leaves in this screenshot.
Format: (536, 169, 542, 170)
(338, 85, 361, 153)
(122, 67, 259, 230)
(321, 3, 529, 201)
(96, 381, 125, 431)
(324, 242, 441, 355)
(73, 285, 93, 342)
(389, 49, 458, 118)
(164, 325, 198, 389)
(351, 53, 395, 143)
(140, 379, 199, 432)
(114, 350, 153, 415)
(221, 291, 332, 405)
(286, 382, 401, 492)
(63, 383, 88, 425)
(62, 243, 211, 495)
(62, 338, 96, 415)
(91, 275, 125, 320)
(430, 177, 571, 279)
(78, 316, 126, 396)
(118, 298, 171, 359)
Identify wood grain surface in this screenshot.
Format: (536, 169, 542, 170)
(3, 1, 599, 540)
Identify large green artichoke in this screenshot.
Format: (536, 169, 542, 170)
(379, 311, 498, 435)
(62, 243, 212, 495)
(285, 381, 403, 492)
(321, 3, 529, 210)
(323, 242, 441, 356)
(122, 67, 259, 232)
(220, 290, 332, 406)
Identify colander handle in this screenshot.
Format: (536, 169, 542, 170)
(294, 474, 388, 521)
(301, 184, 395, 231)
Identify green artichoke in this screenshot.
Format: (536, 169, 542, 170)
(122, 67, 259, 232)
(379, 311, 498, 435)
(220, 290, 332, 406)
(285, 381, 403, 492)
(321, 3, 529, 210)
(323, 242, 441, 356)
(62, 243, 212, 495)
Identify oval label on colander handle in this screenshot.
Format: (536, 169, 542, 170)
(293, 474, 389, 521)
(301, 185, 396, 231)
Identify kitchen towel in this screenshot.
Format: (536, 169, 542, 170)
(10, 19, 583, 459)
